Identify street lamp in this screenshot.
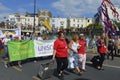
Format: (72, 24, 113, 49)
(33, 0, 36, 32)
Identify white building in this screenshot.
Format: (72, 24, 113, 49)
(8, 14, 93, 30)
(68, 17, 93, 28)
(8, 13, 38, 27)
(50, 18, 67, 29)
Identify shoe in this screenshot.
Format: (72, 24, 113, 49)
(5, 64, 8, 68)
(34, 60, 37, 63)
(100, 67, 104, 70)
(77, 72, 82, 76)
(97, 66, 101, 70)
(18, 64, 22, 67)
(82, 69, 87, 72)
(58, 73, 64, 80)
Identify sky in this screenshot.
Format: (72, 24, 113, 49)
(0, 0, 120, 22)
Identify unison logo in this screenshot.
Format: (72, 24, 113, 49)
(38, 44, 53, 51)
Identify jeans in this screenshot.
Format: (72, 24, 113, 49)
(4, 45, 8, 58)
(72, 52, 79, 67)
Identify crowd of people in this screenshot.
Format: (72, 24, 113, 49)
(0, 30, 120, 79)
(52, 31, 120, 79)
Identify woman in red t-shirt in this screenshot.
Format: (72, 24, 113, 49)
(52, 31, 68, 78)
(98, 38, 108, 70)
(78, 34, 87, 72)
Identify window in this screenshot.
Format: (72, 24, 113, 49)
(52, 19, 55, 22)
(88, 20, 90, 22)
(60, 21, 64, 25)
(73, 24, 75, 27)
(78, 19, 79, 22)
(73, 19, 75, 22)
(52, 24, 55, 28)
(17, 17, 20, 22)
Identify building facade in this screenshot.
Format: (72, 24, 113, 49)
(8, 13, 93, 30)
(8, 13, 38, 27)
(50, 17, 67, 29)
(68, 17, 93, 28)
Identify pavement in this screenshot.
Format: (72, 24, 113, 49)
(0, 52, 120, 80)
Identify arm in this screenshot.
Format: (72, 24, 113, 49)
(52, 50, 56, 60)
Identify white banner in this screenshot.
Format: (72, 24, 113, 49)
(0, 30, 4, 38)
(0, 28, 21, 38)
(34, 40, 54, 57)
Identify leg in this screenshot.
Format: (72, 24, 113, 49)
(3, 45, 8, 58)
(73, 53, 81, 73)
(111, 50, 114, 60)
(100, 53, 105, 69)
(55, 57, 62, 75)
(61, 58, 68, 71)
(82, 54, 86, 71)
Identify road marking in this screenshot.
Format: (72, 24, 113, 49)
(103, 64, 120, 69)
(86, 61, 120, 69)
(12, 66, 22, 72)
(1, 60, 8, 64)
(32, 76, 41, 80)
(1, 60, 22, 71)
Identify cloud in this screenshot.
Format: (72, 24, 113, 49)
(0, 3, 11, 12)
(0, 2, 12, 22)
(52, 0, 120, 17)
(17, 8, 27, 14)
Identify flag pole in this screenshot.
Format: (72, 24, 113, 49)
(33, 0, 36, 32)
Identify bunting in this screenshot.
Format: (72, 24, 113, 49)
(94, 0, 120, 36)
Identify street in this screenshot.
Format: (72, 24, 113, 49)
(0, 53, 120, 80)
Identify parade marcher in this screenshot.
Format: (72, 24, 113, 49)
(0, 38, 2, 54)
(68, 34, 81, 74)
(96, 36, 101, 53)
(52, 31, 68, 78)
(2, 35, 10, 60)
(98, 38, 108, 70)
(37, 33, 43, 41)
(107, 39, 115, 60)
(78, 34, 87, 72)
(114, 37, 119, 55)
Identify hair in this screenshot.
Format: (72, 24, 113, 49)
(57, 31, 64, 38)
(72, 34, 78, 42)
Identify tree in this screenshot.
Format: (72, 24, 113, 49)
(86, 23, 103, 29)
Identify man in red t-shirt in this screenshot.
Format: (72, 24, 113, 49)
(52, 31, 68, 78)
(78, 34, 87, 72)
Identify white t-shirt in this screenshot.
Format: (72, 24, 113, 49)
(2, 38, 10, 45)
(71, 41, 79, 52)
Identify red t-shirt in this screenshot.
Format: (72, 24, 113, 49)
(99, 44, 107, 54)
(54, 38, 68, 57)
(78, 39, 86, 54)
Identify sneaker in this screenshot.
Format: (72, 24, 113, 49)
(97, 66, 101, 70)
(18, 64, 22, 67)
(5, 64, 8, 68)
(57, 73, 64, 80)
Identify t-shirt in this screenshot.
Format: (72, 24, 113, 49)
(78, 39, 86, 54)
(54, 38, 68, 57)
(2, 38, 10, 45)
